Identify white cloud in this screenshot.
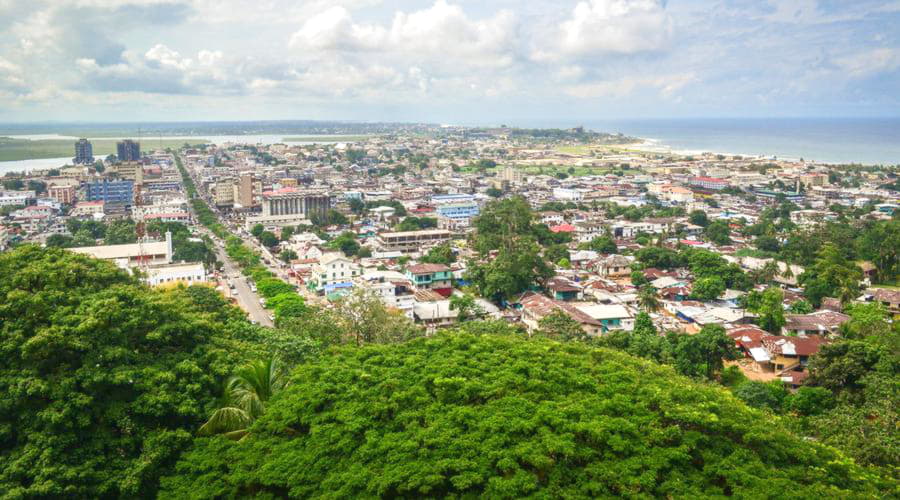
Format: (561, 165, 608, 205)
(564, 72, 697, 98)
(534, 0, 672, 61)
(289, 1, 519, 70)
(835, 48, 900, 78)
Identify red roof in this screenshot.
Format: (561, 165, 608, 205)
(550, 224, 576, 233)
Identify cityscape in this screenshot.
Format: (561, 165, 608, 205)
(1, 0, 899, 498)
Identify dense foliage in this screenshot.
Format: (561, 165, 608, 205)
(161, 334, 886, 498)
(0, 246, 248, 497)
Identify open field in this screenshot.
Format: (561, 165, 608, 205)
(0, 137, 210, 161)
(555, 143, 649, 156)
(458, 163, 641, 177)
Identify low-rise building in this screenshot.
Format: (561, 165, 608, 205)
(405, 263, 453, 297)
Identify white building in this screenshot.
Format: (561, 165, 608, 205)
(309, 252, 361, 291)
(146, 262, 207, 286)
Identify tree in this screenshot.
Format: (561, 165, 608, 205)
(258, 231, 278, 248)
(421, 243, 456, 265)
(198, 358, 287, 440)
(103, 219, 136, 245)
(587, 235, 617, 254)
(630, 270, 648, 287)
(537, 309, 587, 341)
(471, 196, 533, 255)
(799, 243, 863, 306)
(267, 293, 309, 324)
(279, 248, 298, 262)
(638, 284, 661, 313)
(45, 233, 74, 248)
(789, 299, 813, 314)
(691, 276, 725, 301)
(449, 293, 484, 322)
(256, 278, 294, 299)
(543, 243, 569, 264)
(280, 225, 296, 241)
(671, 324, 737, 380)
(250, 223, 264, 238)
(328, 231, 360, 257)
(704, 220, 731, 245)
(755, 287, 786, 334)
(485, 187, 503, 198)
(0, 246, 248, 497)
(755, 235, 781, 253)
(689, 210, 709, 227)
(348, 197, 365, 214)
(733, 381, 788, 412)
(335, 288, 423, 345)
(786, 386, 835, 416)
(162, 334, 884, 499)
(465, 236, 553, 303)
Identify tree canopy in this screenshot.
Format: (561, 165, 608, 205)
(161, 333, 885, 498)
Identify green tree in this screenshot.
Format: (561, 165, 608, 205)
(689, 210, 709, 227)
(465, 236, 553, 303)
(161, 334, 885, 499)
(449, 293, 484, 322)
(638, 284, 661, 313)
(786, 386, 835, 416)
(328, 231, 360, 257)
(279, 248, 298, 262)
(256, 278, 294, 299)
(421, 243, 456, 265)
(733, 381, 788, 412)
(258, 231, 278, 248)
(45, 233, 74, 248)
(537, 309, 587, 341)
(799, 243, 863, 306)
(250, 223, 264, 238)
(671, 324, 737, 380)
(587, 235, 617, 254)
(335, 288, 424, 345)
(755, 287, 786, 334)
(198, 358, 287, 441)
(267, 292, 309, 324)
(485, 187, 503, 198)
(0, 246, 247, 497)
(348, 197, 365, 214)
(691, 276, 725, 301)
(103, 219, 137, 245)
(704, 220, 732, 245)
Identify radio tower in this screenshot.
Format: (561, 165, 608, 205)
(134, 182, 148, 271)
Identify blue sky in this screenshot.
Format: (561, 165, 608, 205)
(0, 0, 899, 123)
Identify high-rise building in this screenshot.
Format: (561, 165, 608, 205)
(74, 139, 94, 164)
(214, 178, 235, 207)
(116, 140, 141, 162)
(235, 173, 256, 208)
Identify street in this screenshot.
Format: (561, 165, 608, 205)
(211, 239, 273, 327)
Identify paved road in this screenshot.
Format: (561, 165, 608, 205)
(211, 240, 273, 327)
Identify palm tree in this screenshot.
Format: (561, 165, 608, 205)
(199, 358, 286, 440)
(638, 285, 661, 313)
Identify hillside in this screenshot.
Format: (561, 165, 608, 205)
(161, 334, 885, 498)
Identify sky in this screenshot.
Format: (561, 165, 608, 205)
(1, 0, 899, 124)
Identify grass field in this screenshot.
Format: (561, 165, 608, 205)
(555, 144, 647, 156)
(458, 163, 641, 177)
(0, 137, 210, 162)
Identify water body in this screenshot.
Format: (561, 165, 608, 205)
(582, 118, 900, 166)
(0, 135, 351, 174)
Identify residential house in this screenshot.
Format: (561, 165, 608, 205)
(405, 263, 453, 297)
(545, 276, 582, 301)
(782, 310, 850, 336)
(309, 252, 361, 292)
(596, 254, 632, 277)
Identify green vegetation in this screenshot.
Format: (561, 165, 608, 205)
(161, 333, 885, 498)
(0, 137, 210, 161)
(281, 135, 370, 142)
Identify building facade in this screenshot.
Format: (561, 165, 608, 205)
(85, 180, 134, 204)
(74, 138, 94, 164)
(261, 188, 332, 218)
(116, 140, 141, 162)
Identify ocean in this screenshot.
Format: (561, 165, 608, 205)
(581, 118, 900, 166)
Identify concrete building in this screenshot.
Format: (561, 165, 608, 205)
(146, 262, 207, 287)
(74, 138, 93, 164)
(48, 184, 76, 205)
(112, 161, 143, 184)
(375, 229, 452, 253)
(235, 173, 256, 208)
(117, 140, 141, 162)
(261, 188, 332, 218)
(85, 180, 133, 204)
(0, 190, 35, 207)
(71, 232, 173, 268)
(214, 178, 235, 207)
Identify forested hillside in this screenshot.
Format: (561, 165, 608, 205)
(0, 246, 895, 498)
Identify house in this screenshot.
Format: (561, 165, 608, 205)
(519, 293, 603, 337)
(405, 263, 453, 297)
(412, 289, 457, 331)
(574, 303, 634, 333)
(762, 335, 829, 372)
(782, 310, 850, 336)
(146, 262, 207, 287)
(596, 254, 632, 277)
(545, 276, 582, 301)
(869, 288, 900, 315)
(308, 252, 360, 292)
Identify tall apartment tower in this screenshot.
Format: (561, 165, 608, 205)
(116, 140, 141, 162)
(74, 138, 94, 164)
(236, 173, 256, 208)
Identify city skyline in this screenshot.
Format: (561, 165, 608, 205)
(1, 0, 900, 123)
